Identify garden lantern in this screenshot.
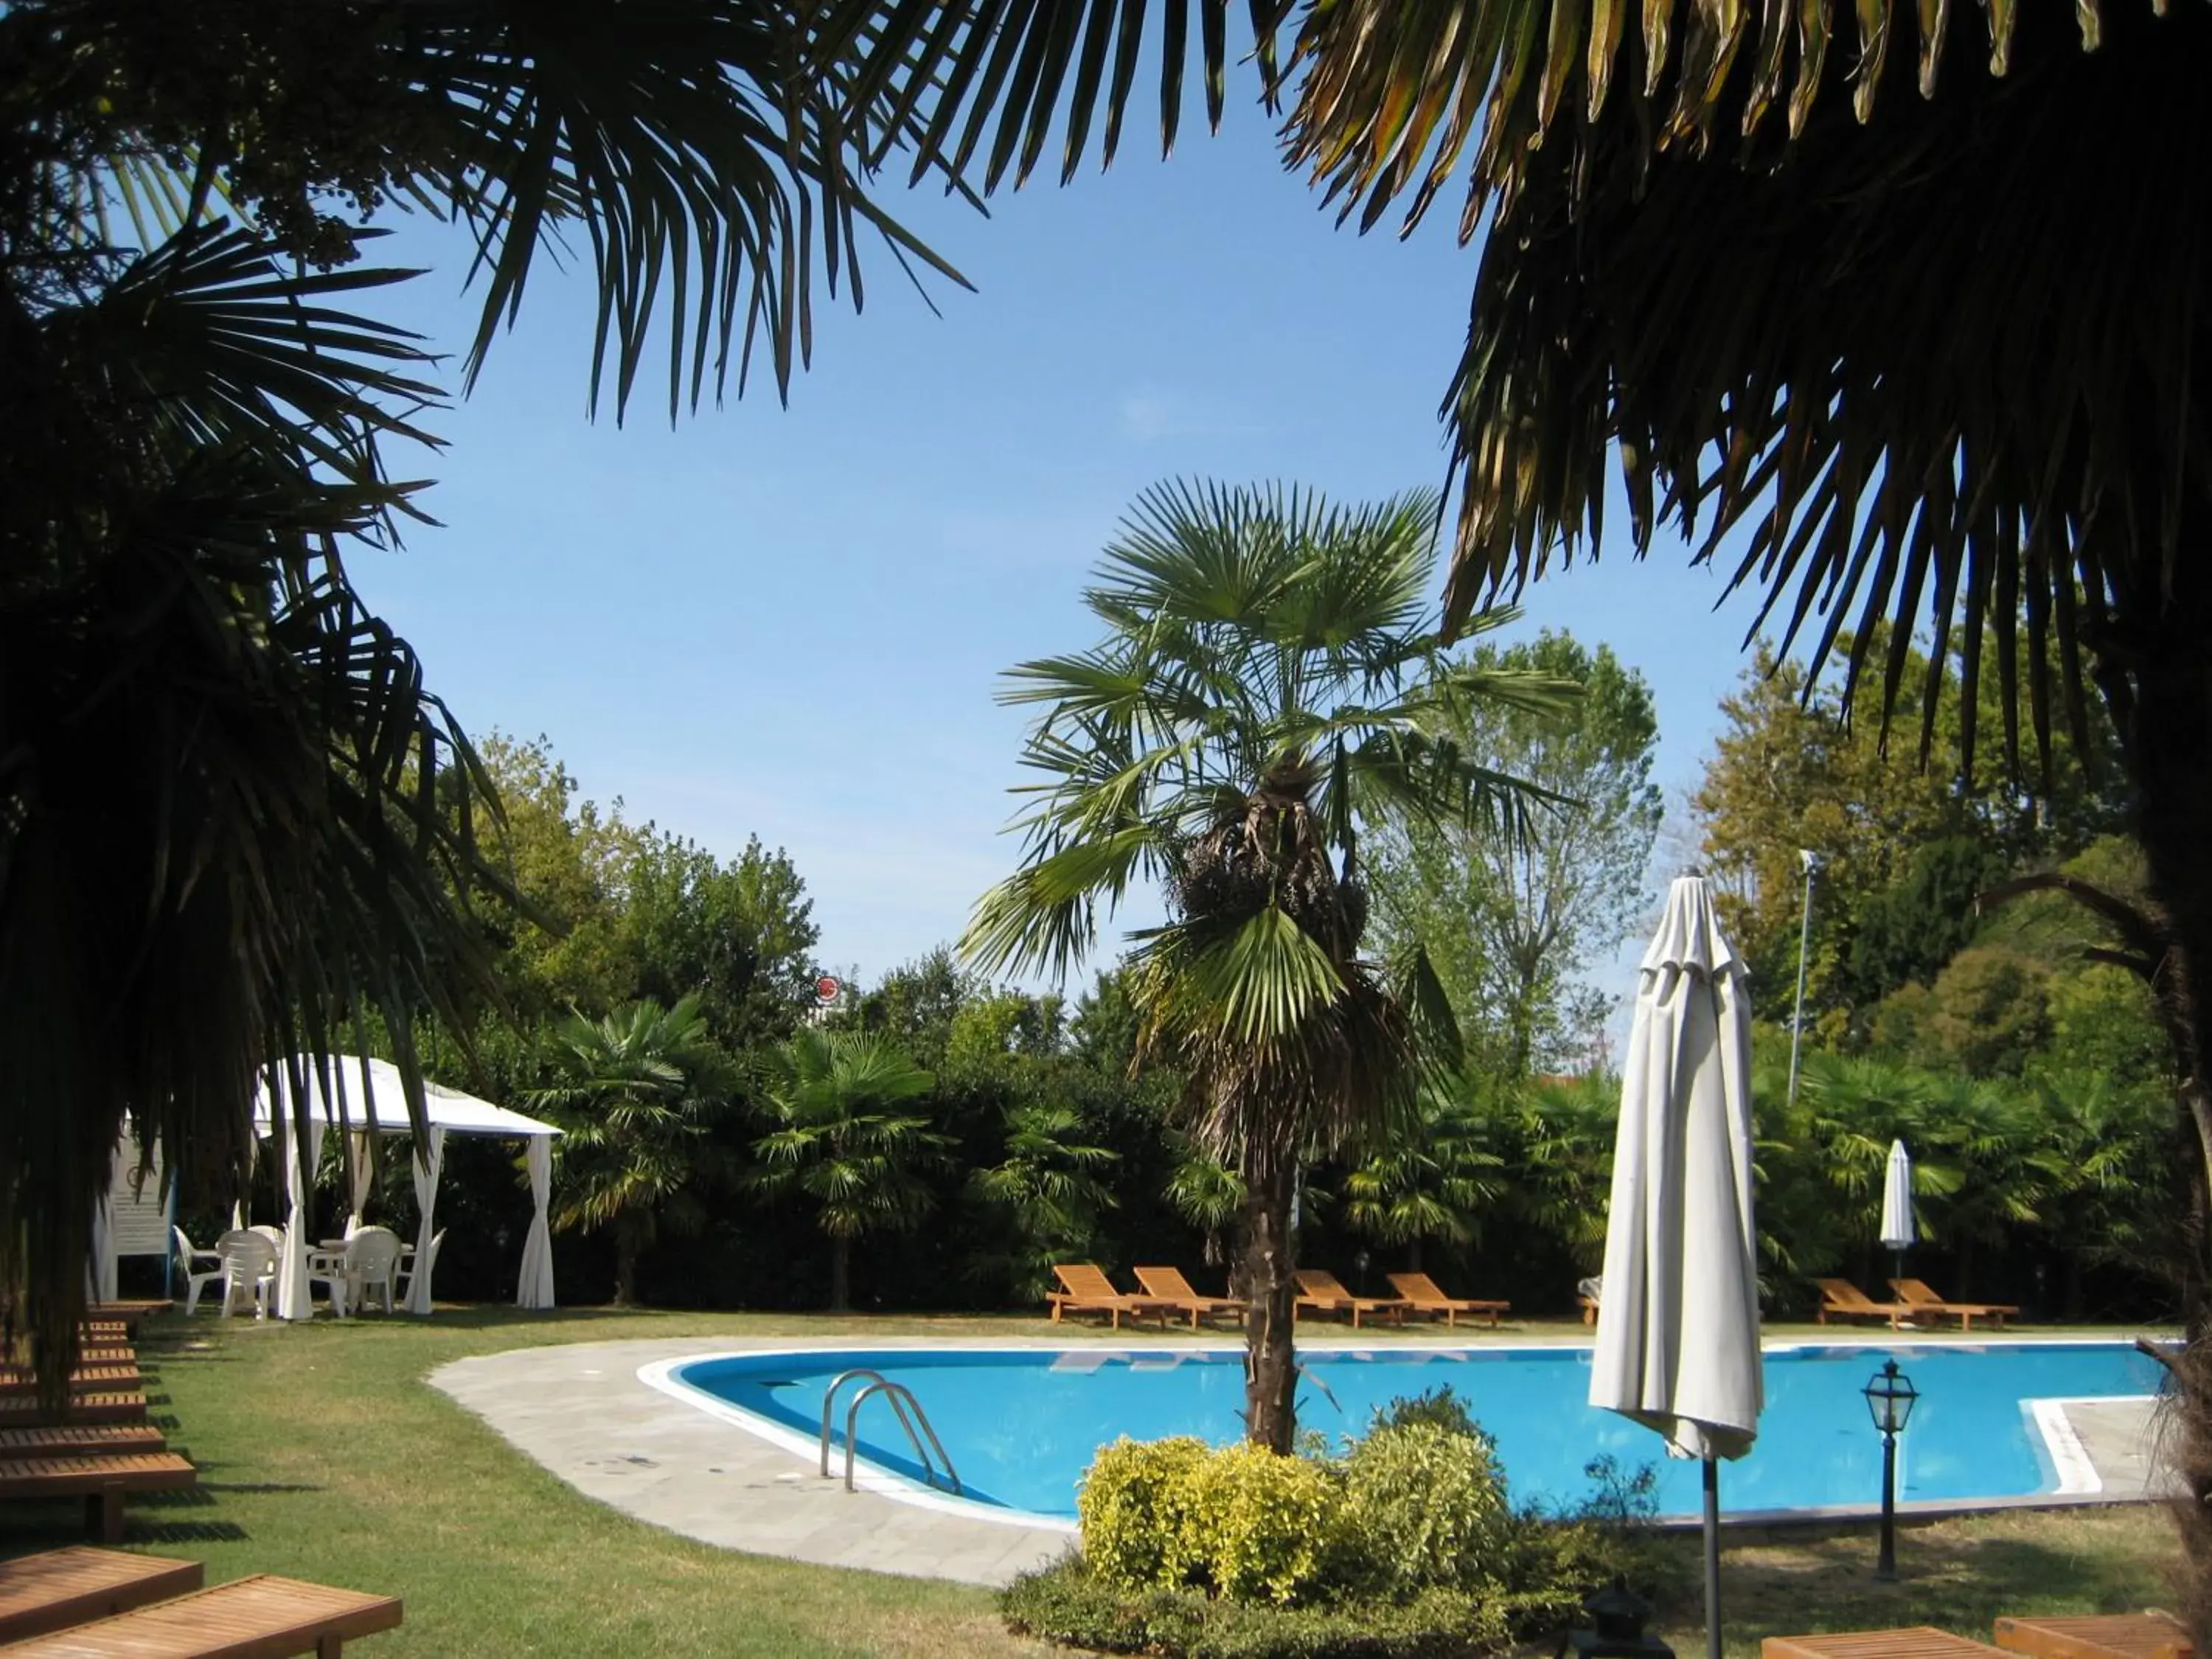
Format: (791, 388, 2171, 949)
(1861, 1360, 1918, 1580)
(1565, 1575, 1674, 1659)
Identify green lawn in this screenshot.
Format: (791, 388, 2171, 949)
(0, 1307, 2183, 1657)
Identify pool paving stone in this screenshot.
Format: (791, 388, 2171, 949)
(430, 1331, 2169, 1587)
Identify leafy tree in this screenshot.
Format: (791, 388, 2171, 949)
(967, 1103, 1119, 1297)
(469, 735, 644, 1019)
(1338, 1093, 1503, 1271)
(854, 948, 976, 1071)
(1368, 631, 1661, 1074)
(963, 479, 1560, 1451)
(751, 1029, 942, 1312)
(619, 834, 821, 1051)
(1922, 950, 2053, 1080)
(529, 997, 735, 1307)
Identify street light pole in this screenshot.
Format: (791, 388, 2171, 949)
(1877, 1420, 1899, 1582)
(1784, 850, 1818, 1113)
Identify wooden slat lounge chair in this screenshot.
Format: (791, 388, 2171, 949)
(1133, 1268, 1244, 1329)
(0, 1392, 147, 1427)
(1293, 1270, 1408, 1329)
(1047, 1265, 1169, 1330)
(1765, 1629, 2010, 1659)
(1814, 1279, 1913, 1328)
(0, 1423, 167, 1458)
(0, 1451, 196, 1543)
(83, 1301, 167, 1338)
(1892, 1278, 2022, 1332)
(3, 1347, 136, 1372)
(1994, 1613, 2192, 1659)
(0, 1366, 143, 1401)
(0, 1546, 204, 1644)
(0, 1572, 403, 1657)
(1385, 1273, 1510, 1329)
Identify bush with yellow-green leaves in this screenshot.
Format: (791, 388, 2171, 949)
(1004, 1388, 1669, 1659)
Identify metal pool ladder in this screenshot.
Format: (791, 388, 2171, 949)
(818, 1368, 962, 1496)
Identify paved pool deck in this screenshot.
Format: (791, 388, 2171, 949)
(428, 1330, 2174, 1587)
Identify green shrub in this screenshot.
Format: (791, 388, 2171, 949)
(1079, 1436, 1211, 1590)
(1175, 1440, 1346, 1604)
(1001, 1557, 1512, 1659)
(1370, 1383, 1484, 1441)
(1339, 1420, 1511, 1594)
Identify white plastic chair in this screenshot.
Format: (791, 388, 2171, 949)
(393, 1228, 445, 1311)
(173, 1227, 225, 1317)
(341, 1227, 403, 1315)
(215, 1228, 277, 1319)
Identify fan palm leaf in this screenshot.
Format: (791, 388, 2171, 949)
(964, 478, 1564, 1450)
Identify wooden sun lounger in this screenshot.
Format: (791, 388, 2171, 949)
(0, 1423, 167, 1458)
(0, 1392, 148, 1427)
(83, 1301, 167, 1338)
(1892, 1278, 2022, 1332)
(1133, 1267, 1243, 1329)
(1994, 1613, 2192, 1659)
(1385, 1273, 1509, 1329)
(0, 1451, 196, 1543)
(1047, 1265, 1171, 1330)
(1814, 1279, 1914, 1328)
(0, 1367, 144, 1402)
(1293, 1270, 1408, 1329)
(3, 1348, 137, 1372)
(0, 1546, 204, 1644)
(0, 1572, 403, 1657)
(1766, 1629, 2010, 1659)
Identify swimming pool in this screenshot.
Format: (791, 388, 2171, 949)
(651, 1341, 2161, 1525)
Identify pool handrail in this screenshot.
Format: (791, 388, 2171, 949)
(819, 1368, 893, 1476)
(818, 1368, 963, 1496)
(843, 1380, 963, 1497)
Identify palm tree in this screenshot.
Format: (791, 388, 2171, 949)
(1339, 1090, 1503, 1272)
(968, 1102, 1120, 1298)
(962, 479, 1562, 1450)
(2, 2, 973, 1376)
(751, 1029, 943, 1312)
(528, 997, 734, 1307)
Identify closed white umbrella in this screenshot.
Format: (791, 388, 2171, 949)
(1880, 1139, 1915, 1290)
(1590, 873, 1761, 1659)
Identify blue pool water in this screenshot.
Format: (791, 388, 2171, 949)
(672, 1341, 2161, 1521)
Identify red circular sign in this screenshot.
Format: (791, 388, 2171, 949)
(813, 975, 842, 1004)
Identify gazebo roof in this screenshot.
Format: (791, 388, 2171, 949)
(253, 1056, 560, 1138)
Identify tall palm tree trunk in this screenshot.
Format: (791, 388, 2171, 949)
(830, 1235, 852, 1313)
(1239, 1153, 1299, 1455)
(613, 1218, 644, 1307)
(2107, 540, 2212, 1641)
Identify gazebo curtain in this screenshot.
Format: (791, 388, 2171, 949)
(516, 1136, 555, 1310)
(408, 1127, 446, 1315)
(276, 1118, 327, 1321)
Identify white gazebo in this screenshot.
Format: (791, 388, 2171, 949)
(253, 1056, 561, 1320)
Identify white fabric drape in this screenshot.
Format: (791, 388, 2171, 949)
(275, 1118, 326, 1321)
(88, 1189, 116, 1304)
(1588, 874, 1764, 1464)
(1879, 1140, 1916, 1252)
(515, 1135, 555, 1310)
(344, 1130, 376, 1237)
(407, 1127, 446, 1315)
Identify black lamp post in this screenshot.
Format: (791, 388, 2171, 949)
(1861, 1359, 1919, 1582)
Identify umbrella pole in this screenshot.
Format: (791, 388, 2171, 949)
(1703, 1456, 1723, 1659)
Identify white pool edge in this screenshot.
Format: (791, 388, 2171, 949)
(639, 1337, 2163, 1531)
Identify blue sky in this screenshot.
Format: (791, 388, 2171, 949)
(359, 96, 1757, 1015)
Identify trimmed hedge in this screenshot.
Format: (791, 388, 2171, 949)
(1000, 1562, 1510, 1659)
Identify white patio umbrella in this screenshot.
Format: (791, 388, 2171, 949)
(1880, 1139, 1916, 1284)
(1590, 873, 1761, 1659)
